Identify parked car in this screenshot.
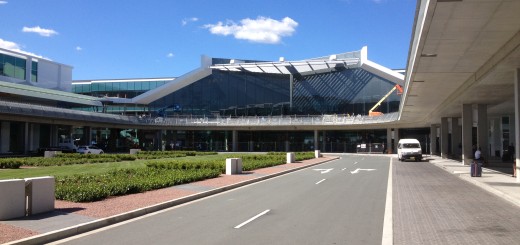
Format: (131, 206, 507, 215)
(77, 145, 104, 154)
(397, 138, 422, 162)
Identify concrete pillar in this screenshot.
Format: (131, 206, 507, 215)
(25, 57, 32, 83)
(514, 68, 520, 182)
(452, 118, 462, 157)
(441, 118, 449, 158)
(462, 104, 473, 165)
(386, 128, 392, 154)
(83, 126, 92, 146)
(31, 124, 40, 152)
(249, 140, 254, 152)
(322, 131, 326, 152)
(1, 122, 10, 153)
(394, 129, 400, 153)
(477, 104, 489, 159)
(285, 140, 290, 152)
(50, 125, 58, 146)
(24, 122, 29, 154)
(430, 125, 437, 155)
(232, 130, 238, 152)
(314, 130, 319, 151)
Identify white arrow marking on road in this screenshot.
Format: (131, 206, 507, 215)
(350, 168, 376, 174)
(234, 209, 270, 229)
(314, 168, 333, 174)
(316, 179, 326, 185)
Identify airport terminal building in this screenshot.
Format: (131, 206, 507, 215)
(1, 46, 415, 154)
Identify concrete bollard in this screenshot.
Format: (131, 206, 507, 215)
(0, 179, 26, 220)
(129, 149, 141, 155)
(25, 176, 55, 215)
(44, 151, 61, 158)
(315, 150, 321, 158)
(287, 152, 295, 163)
(226, 158, 243, 175)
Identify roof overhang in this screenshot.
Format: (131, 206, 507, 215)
(400, 0, 520, 125)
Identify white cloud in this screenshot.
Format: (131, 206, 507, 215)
(0, 38, 20, 50)
(0, 38, 44, 58)
(76, 46, 82, 51)
(166, 52, 174, 58)
(182, 17, 199, 26)
(22, 26, 58, 37)
(204, 16, 298, 44)
(0, 1, 8, 5)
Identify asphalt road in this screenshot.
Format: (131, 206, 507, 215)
(54, 155, 390, 245)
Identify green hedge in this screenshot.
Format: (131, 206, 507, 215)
(147, 154, 287, 172)
(267, 151, 315, 161)
(22, 154, 138, 167)
(0, 158, 23, 169)
(136, 151, 217, 159)
(55, 168, 221, 202)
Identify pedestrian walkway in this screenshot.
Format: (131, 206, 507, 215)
(394, 155, 520, 244)
(428, 155, 520, 208)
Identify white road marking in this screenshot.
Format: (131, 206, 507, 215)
(315, 179, 326, 185)
(313, 168, 333, 174)
(341, 168, 346, 171)
(382, 158, 393, 245)
(234, 209, 270, 229)
(354, 161, 358, 165)
(350, 168, 376, 174)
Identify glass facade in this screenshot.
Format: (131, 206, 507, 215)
(149, 71, 290, 116)
(0, 53, 27, 80)
(73, 80, 169, 98)
(72, 79, 170, 113)
(148, 68, 400, 117)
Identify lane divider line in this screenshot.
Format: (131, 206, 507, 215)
(234, 209, 270, 229)
(315, 179, 326, 185)
(381, 158, 393, 245)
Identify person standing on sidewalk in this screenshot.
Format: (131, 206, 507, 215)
(475, 147, 484, 166)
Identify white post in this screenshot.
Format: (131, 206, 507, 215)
(287, 152, 295, 163)
(25, 176, 55, 215)
(0, 179, 26, 220)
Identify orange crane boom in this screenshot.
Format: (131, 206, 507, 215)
(368, 84, 403, 116)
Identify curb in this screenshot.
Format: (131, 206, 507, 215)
(6, 157, 339, 245)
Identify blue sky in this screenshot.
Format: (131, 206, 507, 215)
(0, 0, 416, 80)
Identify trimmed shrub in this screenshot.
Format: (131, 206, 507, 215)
(0, 158, 24, 169)
(55, 168, 221, 202)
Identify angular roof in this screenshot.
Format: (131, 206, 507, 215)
(0, 80, 102, 107)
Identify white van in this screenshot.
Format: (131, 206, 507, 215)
(397, 139, 422, 162)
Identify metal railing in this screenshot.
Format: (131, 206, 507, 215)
(137, 113, 399, 126)
(0, 99, 399, 127)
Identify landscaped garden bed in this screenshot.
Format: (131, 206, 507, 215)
(0, 151, 316, 202)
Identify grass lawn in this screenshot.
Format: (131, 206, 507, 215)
(0, 154, 231, 180)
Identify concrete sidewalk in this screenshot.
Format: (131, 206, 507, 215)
(426, 155, 520, 208)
